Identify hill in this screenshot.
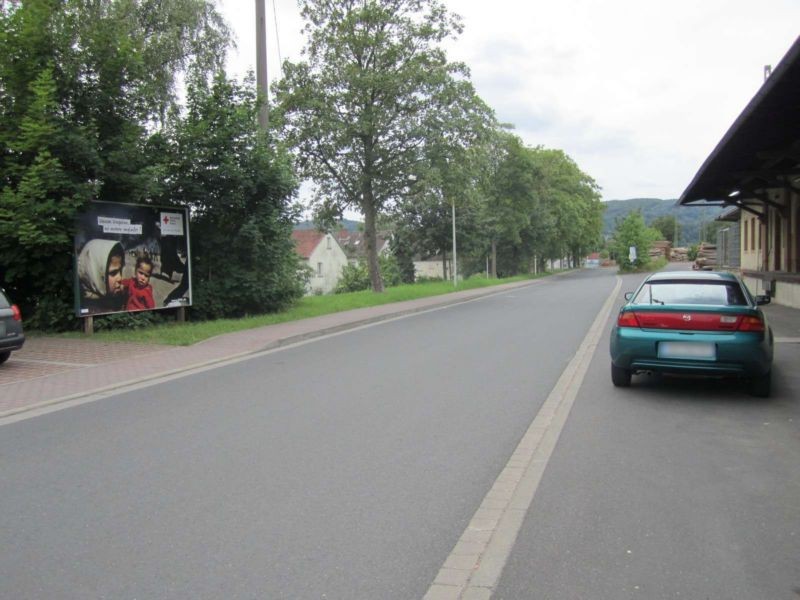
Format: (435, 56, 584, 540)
(602, 198, 724, 246)
(294, 218, 362, 232)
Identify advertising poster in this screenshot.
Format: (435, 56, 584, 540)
(74, 201, 192, 317)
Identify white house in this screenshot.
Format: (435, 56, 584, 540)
(291, 230, 349, 295)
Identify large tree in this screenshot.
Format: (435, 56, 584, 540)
(0, 0, 229, 327)
(275, 0, 474, 292)
(161, 74, 304, 319)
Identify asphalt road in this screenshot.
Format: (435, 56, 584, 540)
(1, 268, 616, 600)
(2, 266, 798, 600)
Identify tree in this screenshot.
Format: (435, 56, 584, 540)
(0, 0, 229, 328)
(162, 73, 305, 319)
(650, 215, 680, 244)
(610, 212, 660, 271)
(275, 0, 473, 292)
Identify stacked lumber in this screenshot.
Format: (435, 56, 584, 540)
(694, 242, 717, 270)
(671, 247, 689, 261)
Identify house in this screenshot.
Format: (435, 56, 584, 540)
(334, 230, 391, 265)
(291, 230, 349, 295)
(678, 35, 800, 308)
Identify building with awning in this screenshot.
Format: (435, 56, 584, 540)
(678, 36, 800, 308)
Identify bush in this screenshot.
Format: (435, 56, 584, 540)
(93, 310, 167, 332)
(335, 254, 403, 293)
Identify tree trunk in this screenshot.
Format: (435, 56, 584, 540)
(441, 251, 448, 281)
(363, 202, 384, 293)
(491, 239, 497, 278)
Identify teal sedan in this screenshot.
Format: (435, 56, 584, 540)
(610, 271, 774, 396)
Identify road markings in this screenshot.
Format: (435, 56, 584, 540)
(424, 276, 622, 600)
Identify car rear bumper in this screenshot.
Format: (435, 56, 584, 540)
(610, 327, 772, 377)
(0, 332, 25, 353)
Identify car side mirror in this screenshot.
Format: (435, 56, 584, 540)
(755, 294, 771, 306)
(624, 292, 634, 301)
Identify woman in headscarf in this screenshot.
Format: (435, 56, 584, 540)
(77, 239, 127, 314)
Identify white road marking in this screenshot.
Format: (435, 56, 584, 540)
(424, 276, 622, 600)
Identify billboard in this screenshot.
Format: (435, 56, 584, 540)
(74, 201, 191, 317)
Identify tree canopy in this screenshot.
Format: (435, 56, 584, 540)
(275, 0, 487, 291)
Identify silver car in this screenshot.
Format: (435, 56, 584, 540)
(0, 288, 25, 365)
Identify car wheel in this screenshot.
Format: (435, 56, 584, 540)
(611, 363, 631, 387)
(0, 351, 9, 365)
(749, 370, 771, 398)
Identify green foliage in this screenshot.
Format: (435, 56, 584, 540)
(275, 0, 479, 292)
(93, 310, 167, 332)
(163, 74, 305, 320)
(335, 254, 402, 293)
(602, 198, 722, 246)
(0, 0, 229, 329)
(688, 244, 699, 261)
(610, 212, 660, 272)
(649, 214, 679, 243)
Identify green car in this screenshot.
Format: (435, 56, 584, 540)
(610, 271, 774, 396)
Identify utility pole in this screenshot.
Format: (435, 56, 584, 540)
(451, 198, 457, 287)
(256, 0, 269, 130)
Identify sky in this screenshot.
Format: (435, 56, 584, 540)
(218, 0, 800, 204)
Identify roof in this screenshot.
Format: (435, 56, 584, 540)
(646, 271, 738, 282)
(291, 230, 326, 259)
(335, 230, 389, 259)
(717, 206, 741, 222)
(679, 36, 800, 206)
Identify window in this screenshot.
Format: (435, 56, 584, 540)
(751, 219, 756, 251)
(743, 219, 748, 252)
(317, 262, 323, 277)
(632, 281, 748, 306)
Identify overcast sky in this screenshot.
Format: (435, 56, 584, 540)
(219, 0, 799, 204)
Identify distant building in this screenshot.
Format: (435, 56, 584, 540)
(291, 230, 349, 295)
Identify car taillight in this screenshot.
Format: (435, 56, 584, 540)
(737, 315, 764, 332)
(11, 304, 21, 321)
(617, 311, 640, 328)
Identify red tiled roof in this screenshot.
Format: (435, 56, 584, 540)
(291, 230, 325, 259)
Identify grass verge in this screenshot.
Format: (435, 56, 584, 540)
(56, 271, 562, 346)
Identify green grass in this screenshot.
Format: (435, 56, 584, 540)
(57, 271, 561, 346)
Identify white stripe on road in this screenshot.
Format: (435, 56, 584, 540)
(424, 276, 622, 600)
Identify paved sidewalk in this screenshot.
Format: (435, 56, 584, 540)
(0, 279, 544, 417)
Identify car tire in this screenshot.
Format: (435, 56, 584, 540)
(611, 363, 631, 387)
(749, 371, 771, 398)
(0, 351, 9, 365)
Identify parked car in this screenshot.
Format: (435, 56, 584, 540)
(0, 288, 25, 365)
(609, 271, 773, 396)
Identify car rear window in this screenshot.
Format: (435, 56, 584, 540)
(0, 290, 9, 309)
(632, 281, 748, 306)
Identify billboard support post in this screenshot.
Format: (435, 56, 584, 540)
(82, 316, 94, 336)
(176, 307, 186, 323)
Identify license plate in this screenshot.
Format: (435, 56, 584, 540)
(658, 341, 716, 360)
